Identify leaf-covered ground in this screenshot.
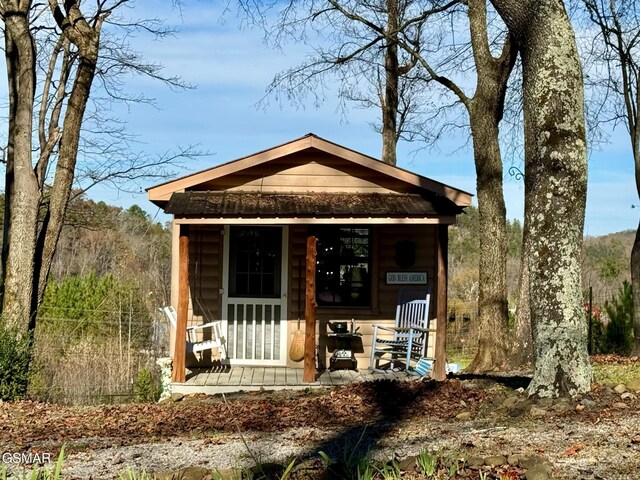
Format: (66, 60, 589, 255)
(0, 362, 639, 479)
(1, 380, 487, 451)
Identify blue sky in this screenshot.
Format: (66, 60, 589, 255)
(3, 1, 639, 236)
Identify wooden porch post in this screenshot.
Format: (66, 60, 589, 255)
(172, 225, 189, 383)
(303, 236, 318, 383)
(433, 224, 449, 381)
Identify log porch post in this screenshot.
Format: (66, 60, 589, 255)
(303, 236, 318, 383)
(433, 224, 449, 381)
(172, 225, 189, 383)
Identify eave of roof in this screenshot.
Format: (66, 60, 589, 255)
(165, 191, 463, 218)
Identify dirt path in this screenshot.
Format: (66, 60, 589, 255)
(1, 379, 639, 479)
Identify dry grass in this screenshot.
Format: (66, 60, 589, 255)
(29, 331, 159, 405)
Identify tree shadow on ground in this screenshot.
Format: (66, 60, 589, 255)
(293, 377, 454, 475)
(454, 373, 532, 390)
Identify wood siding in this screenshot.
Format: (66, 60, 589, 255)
(169, 225, 224, 367)
(195, 152, 417, 195)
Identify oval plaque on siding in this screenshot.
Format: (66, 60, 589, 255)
(395, 240, 416, 268)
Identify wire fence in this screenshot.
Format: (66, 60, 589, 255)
(445, 285, 627, 362)
(29, 310, 170, 405)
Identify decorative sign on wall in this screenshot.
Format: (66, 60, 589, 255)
(385, 272, 427, 285)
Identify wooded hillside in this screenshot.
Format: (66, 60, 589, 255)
(0, 194, 170, 404)
(448, 206, 633, 307)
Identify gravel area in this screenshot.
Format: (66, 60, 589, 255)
(57, 409, 640, 479)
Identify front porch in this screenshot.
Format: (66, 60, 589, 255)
(173, 366, 418, 395)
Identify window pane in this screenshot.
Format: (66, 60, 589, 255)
(229, 227, 281, 297)
(315, 227, 371, 307)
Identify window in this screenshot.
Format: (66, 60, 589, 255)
(314, 227, 371, 307)
(229, 227, 281, 298)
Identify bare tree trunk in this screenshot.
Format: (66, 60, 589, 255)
(510, 223, 534, 368)
(632, 221, 640, 355)
(2, 8, 40, 332)
(1, 0, 187, 348)
(632, 99, 640, 355)
(35, 15, 100, 305)
(465, 97, 509, 372)
(508, 163, 534, 369)
(491, 0, 592, 397)
(464, 0, 515, 373)
(381, 0, 399, 165)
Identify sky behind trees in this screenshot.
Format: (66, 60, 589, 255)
(1, 0, 637, 236)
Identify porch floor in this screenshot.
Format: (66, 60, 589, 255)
(172, 366, 418, 394)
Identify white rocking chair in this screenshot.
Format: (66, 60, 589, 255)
(161, 306, 227, 357)
(369, 290, 433, 372)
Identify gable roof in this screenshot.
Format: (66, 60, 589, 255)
(147, 133, 472, 208)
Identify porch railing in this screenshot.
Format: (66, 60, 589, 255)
(225, 298, 284, 365)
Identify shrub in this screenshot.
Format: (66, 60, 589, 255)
(604, 281, 634, 355)
(0, 322, 31, 401)
(134, 368, 159, 403)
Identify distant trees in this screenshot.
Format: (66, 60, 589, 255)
(49, 200, 172, 309)
(581, 0, 640, 355)
(32, 199, 170, 404)
(448, 206, 523, 305)
(583, 234, 633, 300)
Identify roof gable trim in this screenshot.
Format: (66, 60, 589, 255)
(147, 134, 472, 207)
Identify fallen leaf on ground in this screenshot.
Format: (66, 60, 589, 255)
(565, 443, 584, 457)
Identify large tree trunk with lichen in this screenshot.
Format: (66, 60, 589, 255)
(490, 0, 591, 397)
(1, 8, 40, 332)
(463, 0, 514, 373)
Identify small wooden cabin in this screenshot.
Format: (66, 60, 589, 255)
(147, 134, 471, 381)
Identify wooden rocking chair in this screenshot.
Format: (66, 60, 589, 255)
(369, 290, 433, 372)
(161, 306, 227, 357)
